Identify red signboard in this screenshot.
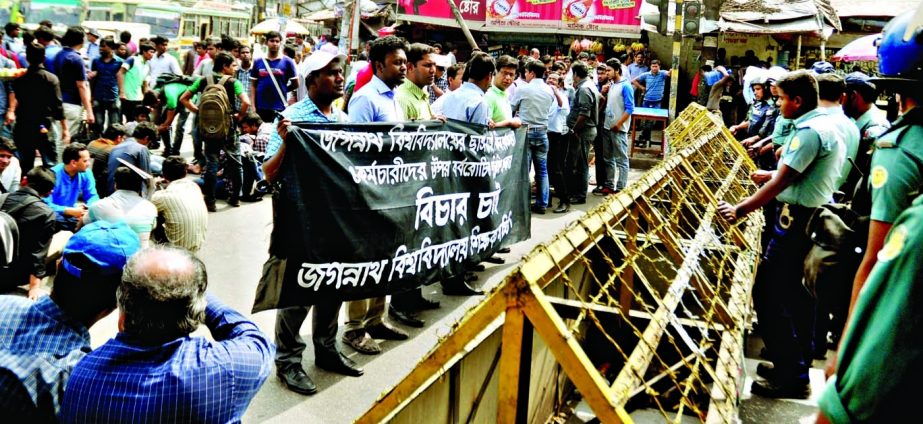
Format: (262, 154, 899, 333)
(485, 0, 562, 29)
(397, 0, 486, 22)
(562, 0, 642, 33)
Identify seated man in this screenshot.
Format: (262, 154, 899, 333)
(44, 143, 99, 232)
(0, 167, 56, 299)
(82, 167, 157, 247)
(151, 156, 208, 254)
(61, 246, 274, 422)
(0, 137, 20, 193)
(107, 122, 156, 195)
(0, 220, 141, 420)
(87, 123, 129, 198)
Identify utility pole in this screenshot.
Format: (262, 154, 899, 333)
(668, 0, 683, 121)
(447, 0, 479, 51)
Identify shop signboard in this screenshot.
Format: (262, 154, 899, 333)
(562, 0, 643, 33)
(485, 0, 562, 30)
(396, 0, 486, 25)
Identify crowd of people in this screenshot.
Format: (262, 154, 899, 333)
(1, 8, 922, 422)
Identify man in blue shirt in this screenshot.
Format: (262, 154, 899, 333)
(0, 220, 140, 421)
(54, 26, 95, 160)
(84, 28, 100, 63)
(249, 31, 297, 123)
(511, 60, 556, 213)
(440, 52, 496, 126)
(262, 50, 364, 396)
(347, 35, 407, 123)
(632, 59, 671, 143)
(89, 38, 122, 134)
(61, 246, 273, 423)
(107, 122, 155, 196)
(45, 143, 99, 232)
(343, 35, 410, 356)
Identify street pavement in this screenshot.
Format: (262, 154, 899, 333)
(75, 135, 823, 423)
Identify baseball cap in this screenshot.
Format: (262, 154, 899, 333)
(302, 49, 347, 76)
(845, 71, 876, 90)
(811, 61, 834, 74)
(433, 54, 451, 69)
(62, 221, 141, 278)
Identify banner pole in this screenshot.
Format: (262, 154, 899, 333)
(447, 0, 480, 51)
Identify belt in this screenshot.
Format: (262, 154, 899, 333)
(526, 124, 547, 130)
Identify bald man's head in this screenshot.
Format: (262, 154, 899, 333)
(118, 246, 208, 343)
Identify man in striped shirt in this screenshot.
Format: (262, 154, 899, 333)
(151, 156, 208, 254)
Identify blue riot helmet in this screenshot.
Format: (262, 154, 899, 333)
(873, 12, 923, 85)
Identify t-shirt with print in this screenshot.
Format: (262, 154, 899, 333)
(91, 56, 123, 102)
(249, 56, 296, 111)
(54, 47, 87, 105)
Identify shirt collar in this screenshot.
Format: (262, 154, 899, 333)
(399, 79, 428, 101)
(794, 108, 823, 126)
(461, 82, 484, 94)
(489, 85, 507, 97)
(291, 96, 341, 122)
(370, 75, 395, 97)
(34, 296, 91, 341)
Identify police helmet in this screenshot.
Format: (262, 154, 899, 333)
(872, 12, 923, 85)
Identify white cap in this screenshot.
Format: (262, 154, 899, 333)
(433, 54, 451, 69)
(303, 50, 347, 76)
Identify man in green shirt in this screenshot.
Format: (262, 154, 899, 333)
(180, 52, 250, 211)
(118, 43, 154, 123)
(395, 43, 436, 121)
(391, 42, 441, 327)
(718, 70, 844, 399)
(817, 194, 923, 423)
(844, 11, 923, 345)
(483, 55, 521, 129)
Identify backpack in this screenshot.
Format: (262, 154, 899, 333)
(0, 193, 40, 269)
(197, 75, 233, 142)
(155, 72, 196, 89)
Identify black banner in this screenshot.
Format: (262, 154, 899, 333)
(257, 120, 531, 309)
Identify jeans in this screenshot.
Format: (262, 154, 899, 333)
(754, 203, 816, 383)
(93, 99, 120, 134)
(526, 127, 550, 208)
(547, 131, 568, 203)
(274, 302, 343, 369)
(203, 131, 241, 204)
(594, 129, 615, 190)
(191, 114, 205, 165)
(612, 131, 629, 190)
(566, 128, 595, 202)
(160, 106, 190, 157)
(640, 99, 661, 141)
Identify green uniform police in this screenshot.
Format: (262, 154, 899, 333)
(818, 194, 923, 423)
(846, 11, 923, 324)
(718, 70, 845, 399)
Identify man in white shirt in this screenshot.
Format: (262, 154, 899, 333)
(0, 138, 20, 193)
(82, 166, 157, 247)
(147, 36, 181, 87)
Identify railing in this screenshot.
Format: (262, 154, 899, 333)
(356, 104, 763, 424)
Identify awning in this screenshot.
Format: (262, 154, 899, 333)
(716, 16, 836, 38)
(395, 16, 641, 39)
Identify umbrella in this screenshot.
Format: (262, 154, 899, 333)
(250, 18, 311, 36)
(831, 34, 880, 62)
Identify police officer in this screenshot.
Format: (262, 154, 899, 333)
(841, 71, 891, 198)
(718, 70, 845, 399)
(848, 12, 923, 324)
(729, 77, 770, 140)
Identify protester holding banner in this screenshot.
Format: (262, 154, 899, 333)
(259, 50, 364, 396)
(441, 52, 495, 127)
(391, 42, 444, 328)
(343, 35, 412, 355)
(484, 55, 522, 130)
